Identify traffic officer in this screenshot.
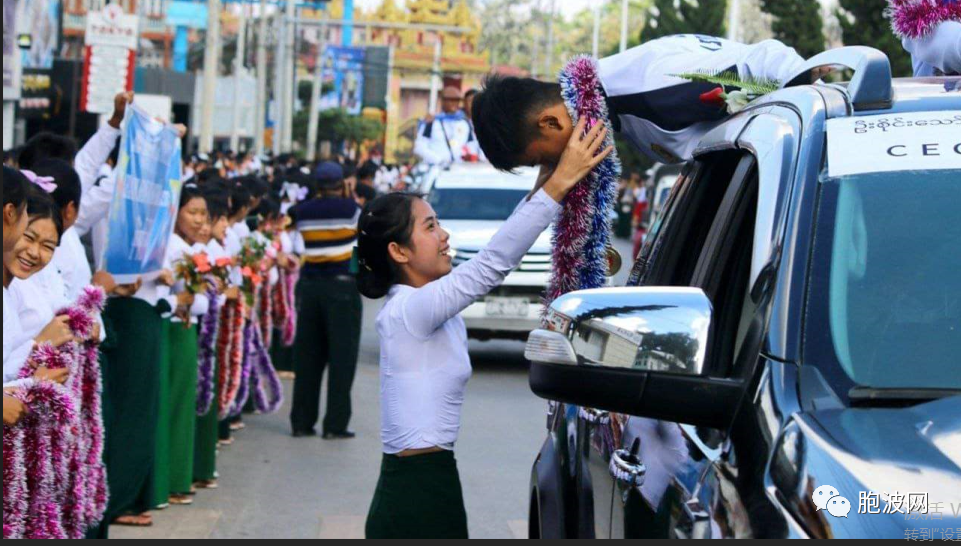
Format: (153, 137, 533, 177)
(289, 162, 363, 439)
(413, 86, 480, 166)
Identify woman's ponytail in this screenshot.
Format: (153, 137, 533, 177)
(356, 192, 423, 299)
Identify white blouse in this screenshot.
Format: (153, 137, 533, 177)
(376, 189, 561, 454)
(3, 287, 32, 385)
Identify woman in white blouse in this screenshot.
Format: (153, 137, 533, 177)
(357, 119, 611, 538)
(3, 183, 79, 386)
(4, 167, 30, 425)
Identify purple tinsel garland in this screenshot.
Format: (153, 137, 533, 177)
(196, 283, 221, 416)
(545, 56, 622, 306)
(247, 321, 284, 414)
(888, 0, 961, 39)
(3, 286, 108, 539)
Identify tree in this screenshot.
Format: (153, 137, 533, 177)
(642, 0, 726, 43)
(836, 0, 912, 77)
(759, 0, 825, 59)
(294, 108, 385, 156)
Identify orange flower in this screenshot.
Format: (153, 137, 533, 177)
(242, 266, 254, 278)
(193, 252, 212, 274)
(251, 273, 263, 286)
(215, 256, 233, 268)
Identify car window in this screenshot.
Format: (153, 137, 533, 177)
(427, 188, 530, 221)
(639, 152, 751, 289)
(690, 155, 760, 377)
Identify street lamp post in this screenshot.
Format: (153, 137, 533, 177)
(230, 4, 248, 153)
(254, 0, 269, 156)
(199, 0, 221, 154)
(306, 21, 328, 161)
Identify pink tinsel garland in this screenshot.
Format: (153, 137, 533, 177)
(273, 269, 299, 347)
(217, 298, 246, 419)
(888, 0, 961, 39)
(3, 286, 107, 539)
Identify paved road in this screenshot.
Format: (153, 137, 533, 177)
(111, 236, 635, 539)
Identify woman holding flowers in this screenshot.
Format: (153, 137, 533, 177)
(161, 183, 210, 506)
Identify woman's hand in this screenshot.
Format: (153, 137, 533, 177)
(34, 367, 70, 384)
(157, 269, 175, 287)
(225, 286, 241, 301)
(114, 278, 143, 297)
(176, 292, 195, 308)
(91, 270, 117, 294)
(35, 315, 74, 347)
(3, 394, 26, 426)
(90, 321, 102, 342)
(542, 118, 614, 204)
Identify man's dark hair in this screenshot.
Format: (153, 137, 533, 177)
(355, 183, 376, 203)
(471, 75, 563, 172)
(31, 159, 82, 212)
(18, 133, 79, 169)
(202, 187, 230, 220)
(358, 161, 378, 182)
(229, 183, 252, 218)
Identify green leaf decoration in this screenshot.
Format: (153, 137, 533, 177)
(670, 70, 781, 96)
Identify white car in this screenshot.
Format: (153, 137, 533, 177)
(424, 163, 550, 341)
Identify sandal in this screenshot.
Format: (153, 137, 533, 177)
(194, 479, 219, 490)
(229, 421, 246, 431)
(168, 494, 194, 506)
(113, 513, 153, 527)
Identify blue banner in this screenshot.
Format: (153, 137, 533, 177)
(103, 105, 183, 283)
(319, 46, 365, 116)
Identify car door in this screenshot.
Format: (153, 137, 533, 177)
(609, 151, 758, 538)
(612, 106, 804, 538)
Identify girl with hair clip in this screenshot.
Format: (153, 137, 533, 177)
(4, 167, 32, 426)
(360, 119, 611, 539)
(4, 183, 79, 386)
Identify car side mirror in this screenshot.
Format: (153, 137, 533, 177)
(525, 287, 743, 429)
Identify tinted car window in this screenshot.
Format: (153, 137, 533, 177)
(805, 169, 961, 395)
(427, 188, 529, 221)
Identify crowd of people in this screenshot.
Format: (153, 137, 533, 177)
(1, 92, 407, 538)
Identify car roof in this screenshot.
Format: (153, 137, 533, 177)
(432, 163, 540, 190)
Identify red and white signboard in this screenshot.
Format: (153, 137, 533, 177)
(80, 4, 139, 114)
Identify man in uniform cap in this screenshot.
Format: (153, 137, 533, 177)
(288, 161, 363, 439)
(413, 86, 481, 166)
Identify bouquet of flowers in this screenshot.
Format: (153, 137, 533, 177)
(209, 255, 234, 287)
(237, 238, 269, 306)
(174, 252, 214, 294)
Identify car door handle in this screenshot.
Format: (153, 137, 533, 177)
(609, 448, 646, 488)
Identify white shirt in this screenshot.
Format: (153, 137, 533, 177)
(376, 189, 561, 454)
(413, 112, 479, 166)
(3, 287, 33, 384)
(598, 35, 806, 164)
(48, 227, 92, 302)
(74, 166, 115, 270)
(903, 20, 961, 76)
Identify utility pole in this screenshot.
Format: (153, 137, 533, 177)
(306, 21, 328, 161)
(592, 4, 601, 59)
(199, 0, 221, 153)
(272, 10, 285, 156)
(727, 0, 741, 42)
(620, 0, 629, 53)
(543, 0, 555, 77)
(428, 36, 442, 114)
(530, 0, 540, 77)
(230, 4, 247, 152)
(254, 0, 268, 156)
(282, 0, 296, 153)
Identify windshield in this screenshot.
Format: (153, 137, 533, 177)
(806, 170, 961, 396)
(428, 188, 529, 221)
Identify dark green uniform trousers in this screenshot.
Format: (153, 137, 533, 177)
(290, 275, 362, 434)
(365, 451, 469, 539)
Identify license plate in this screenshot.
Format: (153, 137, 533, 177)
(485, 297, 530, 317)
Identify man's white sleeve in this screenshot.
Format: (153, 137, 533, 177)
(74, 168, 116, 237)
(735, 39, 808, 85)
(413, 121, 449, 165)
(74, 125, 120, 193)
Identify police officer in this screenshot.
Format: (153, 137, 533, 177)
(413, 86, 480, 166)
(289, 162, 363, 439)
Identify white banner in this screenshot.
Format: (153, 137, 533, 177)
(826, 111, 961, 178)
(85, 3, 139, 50)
